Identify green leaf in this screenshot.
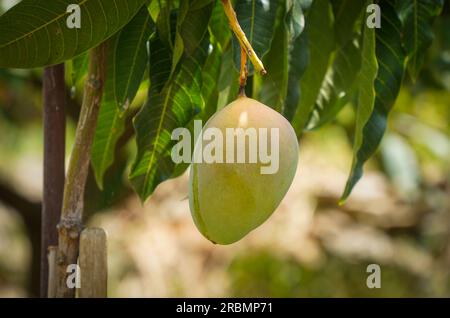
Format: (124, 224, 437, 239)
(396, 0, 444, 80)
(70, 52, 89, 86)
(172, 37, 223, 178)
(114, 7, 152, 111)
(341, 0, 406, 201)
(290, 0, 335, 135)
(308, 39, 362, 129)
(0, 0, 148, 68)
(91, 35, 125, 189)
(307, 0, 366, 129)
(285, 0, 305, 41)
(156, 0, 174, 49)
(91, 8, 152, 188)
(282, 0, 311, 121)
(148, 0, 161, 23)
(129, 28, 210, 201)
(259, 6, 288, 112)
(172, 0, 214, 71)
(232, 0, 280, 75)
(283, 32, 308, 121)
(331, 0, 366, 44)
(209, 0, 231, 49)
(201, 39, 223, 119)
(180, 0, 213, 55)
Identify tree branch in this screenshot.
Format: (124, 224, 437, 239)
(55, 42, 107, 298)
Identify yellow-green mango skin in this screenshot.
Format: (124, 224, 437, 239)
(189, 97, 299, 245)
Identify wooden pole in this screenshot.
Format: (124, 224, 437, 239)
(79, 228, 108, 298)
(41, 64, 66, 297)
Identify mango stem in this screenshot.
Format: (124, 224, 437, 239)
(221, 0, 267, 76)
(239, 46, 247, 96)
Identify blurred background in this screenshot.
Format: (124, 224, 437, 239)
(0, 0, 449, 297)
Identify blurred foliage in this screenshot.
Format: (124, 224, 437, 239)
(0, 0, 449, 297)
(229, 251, 440, 297)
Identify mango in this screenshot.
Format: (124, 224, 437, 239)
(189, 97, 299, 244)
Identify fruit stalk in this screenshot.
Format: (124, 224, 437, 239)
(239, 46, 247, 96)
(221, 0, 267, 76)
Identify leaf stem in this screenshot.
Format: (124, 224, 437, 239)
(55, 42, 107, 298)
(221, 0, 267, 76)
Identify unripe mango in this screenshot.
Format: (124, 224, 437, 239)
(189, 97, 299, 244)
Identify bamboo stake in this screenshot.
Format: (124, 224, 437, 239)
(79, 228, 108, 298)
(47, 246, 58, 298)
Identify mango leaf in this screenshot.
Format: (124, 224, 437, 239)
(90, 35, 125, 189)
(341, 0, 406, 201)
(201, 39, 223, 119)
(396, 0, 444, 80)
(307, 0, 366, 129)
(232, 0, 279, 75)
(180, 0, 213, 55)
(0, 0, 147, 68)
(70, 52, 88, 85)
(331, 0, 366, 44)
(114, 7, 152, 110)
(290, 0, 334, 135)
(91, 8, 152, 188)
(285, 0, 305, 41)
(283, 32, 308, 121)
(172, 0, 214, 71)
(156, 0, 174, 49)
(172, 36, 223, 178)
(282, 0, 311, 120)
(308, 39, 362, 129)
(209, 0, 231, 49)
(148, 0, 161, 23)
(259, 6, 288, 113)
(129, 27, 210, 200)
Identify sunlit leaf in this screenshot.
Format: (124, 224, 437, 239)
(290, 0, 334, 135)
(0, 0, 147, 68)
(91, 35, 125, 189)
(209, 0, 231, 49)
(70, 52, 88, 86)
(307, 0, 366, 129)
(114, 7, 152, 110)
(341, 0, 406, 201)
